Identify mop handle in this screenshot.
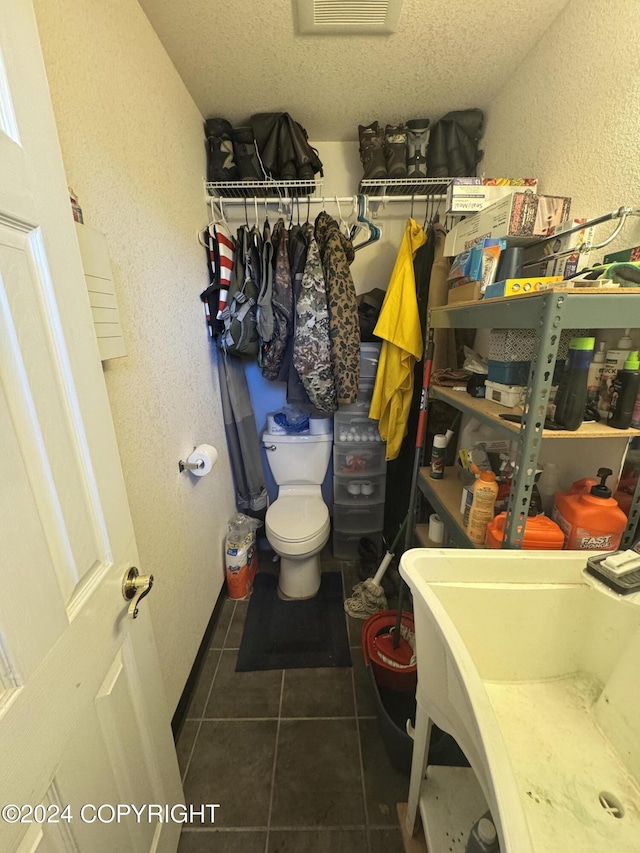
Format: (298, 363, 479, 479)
(371, 515, 409, 587)
(416, 338, 435, 450)
(395, 336, 435, 649)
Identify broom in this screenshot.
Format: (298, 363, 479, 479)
(344, 515, 408, 619)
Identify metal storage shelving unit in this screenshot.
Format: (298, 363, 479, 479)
(418, 288, 640, 549)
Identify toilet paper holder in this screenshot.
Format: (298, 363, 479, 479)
(178, 456, 204, 473)
(178, 444, 218, 475)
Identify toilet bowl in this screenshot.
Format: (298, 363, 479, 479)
(262, 432, 333, 599)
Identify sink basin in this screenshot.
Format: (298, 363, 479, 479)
(399, 548, 640, 853)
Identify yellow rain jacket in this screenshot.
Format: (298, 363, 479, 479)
(369, 218, 425, 460)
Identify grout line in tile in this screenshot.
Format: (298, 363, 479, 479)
(181, 824, 371, 833)
(264, 669, 285, 853)
(351, 645, 371, 853)
(181, 600, 236, 783)
(198, 715, 364, 722)
(211, 596, 237, 650)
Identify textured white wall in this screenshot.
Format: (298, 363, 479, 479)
(482, 0, 640, 256)
(35, 0, 236, 712)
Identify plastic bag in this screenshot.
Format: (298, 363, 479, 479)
(463, 346, 488, 375)
(273, 405, 310, 433)
(225, 513, 262, 599)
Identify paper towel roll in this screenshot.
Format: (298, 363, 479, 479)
(429, 513, 444, 545)
(187, 444, 218, 477)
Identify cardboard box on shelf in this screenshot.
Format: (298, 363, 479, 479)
(603, 245, 640, 264)
(444, 192, 572, 257)
(447, 280, 483, 305)
(446, 178, 538, 214)
(483, 276, 563, 300)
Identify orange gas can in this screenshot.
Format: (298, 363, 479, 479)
(486, 512, 565, 549)
(553, 467, 627, 551)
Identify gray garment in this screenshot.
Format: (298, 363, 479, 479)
(261, 219, 291, 381)
(257, 218, 274, 344)
(293, 225, 337, 412)
(217, 350, 268, 516)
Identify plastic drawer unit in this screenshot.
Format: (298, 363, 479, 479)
(334, 472, 386, 506)
(333, 503, 385, 534)
(333, 445, 386, 477)
(333, 529, 383, 560)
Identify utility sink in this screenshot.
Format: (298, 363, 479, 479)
(399, 549, 640, 853)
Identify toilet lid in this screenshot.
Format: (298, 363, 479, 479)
(267, 496, 329, 543)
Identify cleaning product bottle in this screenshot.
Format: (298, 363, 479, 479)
(486, 509, 565, 549)
(608, 350, 640, 429)
(554, 336, 595, 430)
(598, 328, 635, 417)
(466, 812, 499, 853)
(553, 467, 627, 551)
(466, 470, 498, 545)
(537, 462, 561, 517)
(430, 429, 454, 479)
(632, 387, 640, 429)
(586, 342, 606, 406)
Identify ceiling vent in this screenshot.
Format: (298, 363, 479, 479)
(296, 0, 403, 35)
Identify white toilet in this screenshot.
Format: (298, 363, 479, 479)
(262, 432, 333, 599)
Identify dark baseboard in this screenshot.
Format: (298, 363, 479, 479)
(171, 588, 226, 740)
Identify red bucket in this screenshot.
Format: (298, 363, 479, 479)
(362, 610, 417, 692)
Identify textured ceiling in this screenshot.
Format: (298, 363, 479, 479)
(139, 0, 570, 141)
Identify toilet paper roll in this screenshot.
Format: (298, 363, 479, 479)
(429, 513, 444, 545)
(187, 444, 218, 477)
(309, 416, 332, 435)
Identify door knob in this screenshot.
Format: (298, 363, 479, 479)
(122, 566, 154, 619)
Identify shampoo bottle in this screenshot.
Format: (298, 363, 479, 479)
(554, 337, 595, 430)
(586, 342, 606, 406)
(608, 350, 640, 429)
(598, 328, 634, 416)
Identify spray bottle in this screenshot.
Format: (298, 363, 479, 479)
(430, 429, 454, 479)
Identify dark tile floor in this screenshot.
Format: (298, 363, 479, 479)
(176, 549, 407, 853)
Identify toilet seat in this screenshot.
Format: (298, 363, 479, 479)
(266, 496, 330, 557)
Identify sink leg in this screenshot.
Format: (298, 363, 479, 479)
(406, 696, 432, 835)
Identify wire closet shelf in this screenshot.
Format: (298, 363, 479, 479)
(205, 178, 324, 200)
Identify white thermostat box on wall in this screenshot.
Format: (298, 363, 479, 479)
(74, 222, 126, 361)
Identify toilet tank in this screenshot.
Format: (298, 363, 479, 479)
(262, 432, 333, 485)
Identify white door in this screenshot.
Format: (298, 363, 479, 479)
(0, 2, 183, 851)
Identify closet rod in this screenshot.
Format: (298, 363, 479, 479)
(207, 196, 358, 206)
(525, 206, 640, 249)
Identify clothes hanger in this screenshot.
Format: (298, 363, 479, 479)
(353, 193, 381, 252)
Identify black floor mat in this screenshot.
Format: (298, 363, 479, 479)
(236, 572, 352, 672)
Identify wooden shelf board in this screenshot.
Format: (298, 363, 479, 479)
(415, 523, 438, 548)
(418, 467, 482, 549)
(432, 386, 640, 439)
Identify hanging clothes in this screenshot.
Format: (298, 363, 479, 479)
(217, 351, 268, 519)
(280, 222, 310, 403)
(261, 219, 292, 380)
(370, 218, 426, 461)
(314, 211, 360, 406)
(257, 218, 274, 345)
(383, 225, 436, 532)
(213, 220, 235, 320)
(293, 223, 337, 412)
